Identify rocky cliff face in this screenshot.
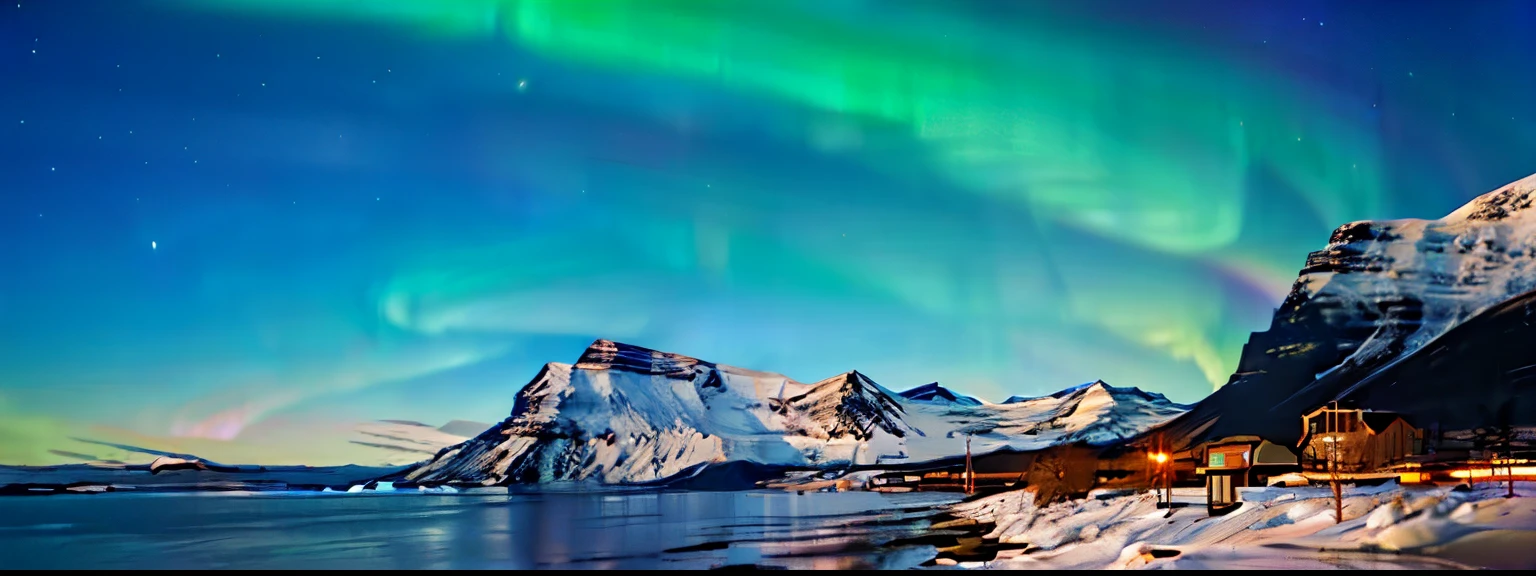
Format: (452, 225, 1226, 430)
(1166, 172, 1536, 448)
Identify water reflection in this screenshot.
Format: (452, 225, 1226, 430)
(0, 490, 961, 569)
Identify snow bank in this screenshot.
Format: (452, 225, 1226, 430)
(945, 481, 1536, 569)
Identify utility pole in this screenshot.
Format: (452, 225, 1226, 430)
(1330, 400, 1343, 524)
(964, 435, 974, 494)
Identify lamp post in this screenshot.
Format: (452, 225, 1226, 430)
(1148, 450, 1170, 508)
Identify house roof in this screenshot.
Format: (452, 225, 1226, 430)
(1361, 411, 1410, 434)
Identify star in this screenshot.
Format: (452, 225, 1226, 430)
(50, 167, 55, 171)
(151, 241, 156, 250)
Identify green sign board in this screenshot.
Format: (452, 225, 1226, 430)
(1209, 452, 1225, 467)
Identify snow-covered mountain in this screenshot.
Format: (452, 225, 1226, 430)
(1287, 172, 1536, 373)
(898, 382, 983, 406)
(350, 421, 475, 466)
(405, 340, 1187, 486)
(1165, 172, 1536, 448)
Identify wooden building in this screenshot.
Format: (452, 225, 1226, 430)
(1193, 436, 1300, 515)
(1298, 406, 1422, 473)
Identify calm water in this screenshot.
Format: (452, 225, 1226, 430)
(0, 490, 962, 569)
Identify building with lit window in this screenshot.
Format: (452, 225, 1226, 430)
(1297, 405, 1422, 474)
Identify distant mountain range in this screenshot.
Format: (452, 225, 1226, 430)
(403, 340, 1188, 486)
(1163, 172, 1536, 448)
(350, 420, 487, 465)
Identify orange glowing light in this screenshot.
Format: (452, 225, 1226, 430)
(1449, 466, 1536, 479)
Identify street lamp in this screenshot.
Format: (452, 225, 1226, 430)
(1148, 451, 1171, 508)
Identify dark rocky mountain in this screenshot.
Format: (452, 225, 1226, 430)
(1160, 173, 1536, 449)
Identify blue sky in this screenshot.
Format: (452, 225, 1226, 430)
(3, 0, 1535, 464)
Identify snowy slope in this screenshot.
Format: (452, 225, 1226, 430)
(350, 421, 473, 466)
(1289, 172, 1536, 371)
(406, 341, 1187, 486)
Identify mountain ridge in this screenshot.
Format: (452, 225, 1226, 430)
(405, 339, 1186, 486)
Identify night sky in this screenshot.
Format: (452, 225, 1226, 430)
(3, 0, 1536, 465)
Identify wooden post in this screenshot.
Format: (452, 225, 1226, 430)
(1508, 454, 1517, 499)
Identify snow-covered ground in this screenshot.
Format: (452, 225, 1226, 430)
(946, 481, 1536, 569)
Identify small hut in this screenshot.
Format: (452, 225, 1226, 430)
(1194, 435, 1300, 515)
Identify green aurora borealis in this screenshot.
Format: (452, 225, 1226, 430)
(3, 0, 1535, 464)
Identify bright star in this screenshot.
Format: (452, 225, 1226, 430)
(151, 241, 157, 250)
